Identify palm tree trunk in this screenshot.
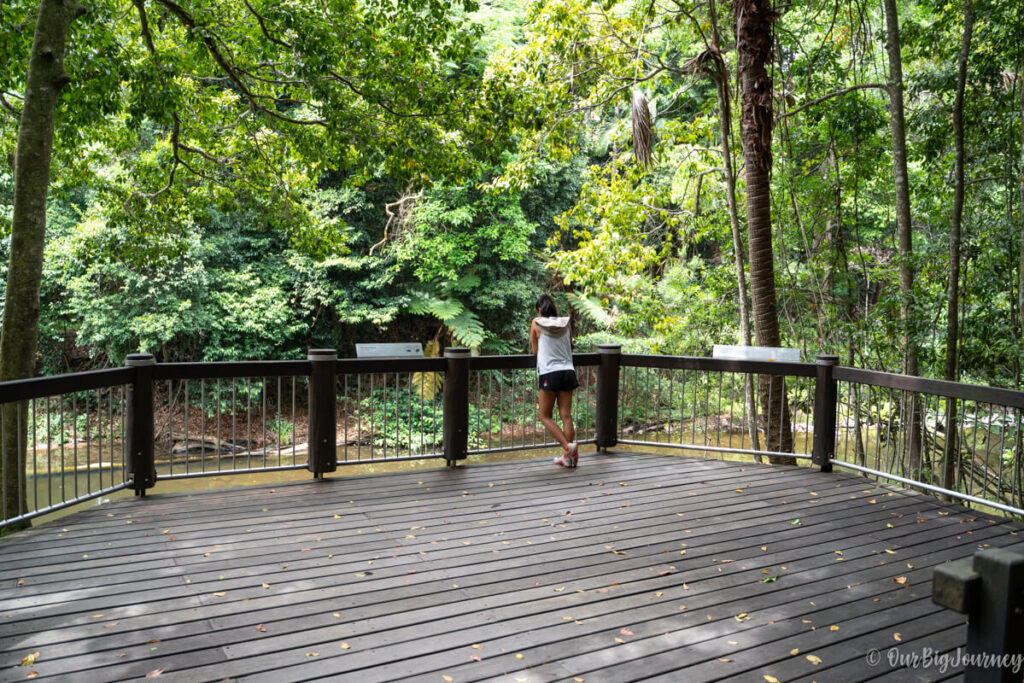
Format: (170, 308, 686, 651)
(734, 0, 794, 464)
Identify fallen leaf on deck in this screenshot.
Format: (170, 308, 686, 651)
(554, 586, 566, 592)
(472, 644, 483, 649)
(255, 624, 267, 632)
(886, 523, 894, 528)
(790, 519, 801, 525)
(894, 633, 902, 641)
(895, 576, 907, 585)
(305, 652, 319, 657)
(27, 671, 39, 678)
(213, 592, 226, 597)
(764, 676, 779, 683)
(341, 642, 351, 649)
(515, 653, 524, 659)
(20, 653, 39, 667)
(573, 678, 584, 682)
(790, 648, 799, 656)
(678, 605, 686, 610)
(614, 638, 626, 644)
(655, 591, 663, 597)
(620, 628, 634, 636)
(471, 655, 482, 662)
(761, 576, 777, 583)
(104, 622, 118, 628)
(146, 670, 164, 678)
(147, 639, 161, 644)
(718, 658, 732, 663)
(442, 675, 454, 682)
(830, 625, 839, 631)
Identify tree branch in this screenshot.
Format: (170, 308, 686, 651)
(153, 0, 328, 127)
(779, 83, 888, 119)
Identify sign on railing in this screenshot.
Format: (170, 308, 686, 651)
(712, 345, 801, 362)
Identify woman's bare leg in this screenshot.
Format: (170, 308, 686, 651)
(538, 389, 569, 448)
(556, 391, 575, 443)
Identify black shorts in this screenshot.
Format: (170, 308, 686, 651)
(538, 369, 579, 392)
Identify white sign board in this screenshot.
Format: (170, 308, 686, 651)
(712, 345, 800, 362)
(355, 343, 424, 358)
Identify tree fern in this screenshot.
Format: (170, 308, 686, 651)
(568, 293, 615, 329)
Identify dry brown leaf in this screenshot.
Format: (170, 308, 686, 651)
(718, 657, 733, 662)
(261, 583, 270, 589)
(26, 672, 39, 678)
(471, 655, 482, 662)
(255, 624, 267, 632)
(146, 670, 164, 678)
(104, 622, 118, 628)
(620, 628, 634, 636)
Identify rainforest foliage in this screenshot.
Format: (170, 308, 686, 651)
(1, 0, 1022, 389)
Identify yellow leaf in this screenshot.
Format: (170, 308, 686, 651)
(261, 583, 270, 589)
(20, 652, 39, 667)
(790, 648, 799, 656)
(895, 576, 907, 585)
(718, 658, 732, 662)
(213, 592, 226, 597)
(764, 676, 779, 683)
(807, 654, 823, 665)
(884, 549, 896, 554)
(472, 644, 483, 649)
(341, 642, 351, 649)
(573, 678, 585, 682)
(614, 637, 626, 644)
(443, 676, 454, 682)
(894, 633, 902, 642)
(515, 653, 524, 659)
(886, 523, 894, 528)
(830, 625, 839, 631)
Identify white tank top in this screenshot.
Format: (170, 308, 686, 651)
(535, 317, 575, 375)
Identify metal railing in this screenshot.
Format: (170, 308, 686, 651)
(2, 346, 1024, 529)
(0, 367, 133, 529)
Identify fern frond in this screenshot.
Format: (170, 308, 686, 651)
(568, 293, 614, 329)
(445, 310, 486, 349)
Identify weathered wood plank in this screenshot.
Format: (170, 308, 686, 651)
(0, 452, 1017, 683)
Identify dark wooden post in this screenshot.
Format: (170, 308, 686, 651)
(933, 545, 1024, 683)
(125, 354, 156, 496)
(443, 347, 470, 467)
(595, 344, 621, 451)
(307, 349, 338, 478)
(812, 354, 839, 472)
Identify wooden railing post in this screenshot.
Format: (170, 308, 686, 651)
(812, 354, 839, 472)
(125, 354, 156, 496)
(307, 349, 338, 478)
(443, 347, 470, 467)
(595, 344, 621, 451)
(934, 545, 1024, 682)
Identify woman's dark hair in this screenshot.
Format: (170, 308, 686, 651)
(536, 293, 559, 317)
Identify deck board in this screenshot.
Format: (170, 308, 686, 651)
(0, 452, 1019, 682)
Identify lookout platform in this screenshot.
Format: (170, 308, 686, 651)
(1, 452, 1018, 682)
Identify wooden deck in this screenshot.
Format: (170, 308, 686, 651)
(1, 452, 1020, 682)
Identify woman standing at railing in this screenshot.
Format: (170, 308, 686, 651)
(530, 293, 580, 468)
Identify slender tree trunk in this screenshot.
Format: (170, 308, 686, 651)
(882, 0, 921, 472)
(708, 0, 761, 460)
(943, 0, 973, 494)
(0, 0, 85, 534)
(1019, 50, 1024, 386)
(734, 0, 794, 464)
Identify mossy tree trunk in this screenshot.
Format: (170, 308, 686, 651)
(1, 0, 85, 533)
